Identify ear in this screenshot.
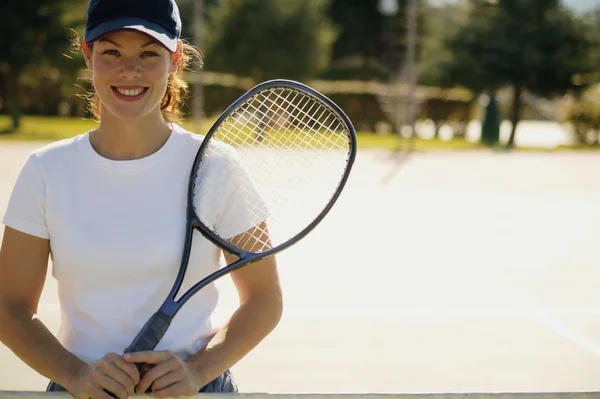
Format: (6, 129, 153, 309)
(82, 41, 93, 71)
(169, 41, 183, 73)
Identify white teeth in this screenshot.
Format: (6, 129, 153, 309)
(115, 87, 145, 97)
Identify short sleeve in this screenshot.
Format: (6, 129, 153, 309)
(193, 143, 270, 241)
(214, 155, 270, 240)
(1, 153, 49, 239)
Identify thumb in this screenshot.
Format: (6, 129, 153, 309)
(123, 351, 164, 364)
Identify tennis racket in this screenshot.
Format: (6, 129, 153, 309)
(122, 79, 357, 364)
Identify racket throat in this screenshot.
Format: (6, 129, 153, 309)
(168, 222, 196, 302)
(159, 299, 181, 318)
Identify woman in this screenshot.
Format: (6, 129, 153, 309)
(0, 0, 283, 398)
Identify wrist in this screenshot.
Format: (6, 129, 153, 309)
(58, 356, 88, 392)
(185, 357, 209, 390)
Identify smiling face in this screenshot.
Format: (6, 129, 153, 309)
(83, 29, 179, 121)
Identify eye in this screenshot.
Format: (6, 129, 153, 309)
(102, 49, 120, 56)
(142, 51, 159, 58)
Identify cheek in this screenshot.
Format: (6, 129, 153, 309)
(147, 63, 171, 91)
(91, 58, 114, 85)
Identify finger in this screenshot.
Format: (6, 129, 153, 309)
(151, 382, 188, 399)
(112, 355, 141, 386)
(136, 358, 179, 394)
(86, 386, 116, 399)
(93, 373, 129, 399)
(139, 362, 154, 379)
(149, 370, 182, 392)
(124, 350, 170, 365)
(95, 361, 136, 397)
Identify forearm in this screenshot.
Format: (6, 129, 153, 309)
(186, 293, 283, 387)
(0, 301, 86, 388)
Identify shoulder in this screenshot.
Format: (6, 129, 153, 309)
(170, 124, 205, 148)
(169, 124, 246, 171)
(170, 124, 240, 166)
(22, 133, 88, 175)
(170, 123, 236, 154)
(28, 133, 87, 165)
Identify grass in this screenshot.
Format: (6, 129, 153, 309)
(355, 132, 482, 151)
(0, 116, 99, 141)
(0, 115, 219, 142)
(0, 115, 596, 152)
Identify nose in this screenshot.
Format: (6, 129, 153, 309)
(119, 56, 142, 79)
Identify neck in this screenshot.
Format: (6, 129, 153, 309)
(91, 110, 173, 161)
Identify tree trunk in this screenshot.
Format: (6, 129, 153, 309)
(506, 85, 522, 149)
(433, 121, 440, 139)
(5, 65, 22, 131)
(481, 91, 500, 146)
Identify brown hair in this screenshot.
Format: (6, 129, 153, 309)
(69, 31, 202, 123)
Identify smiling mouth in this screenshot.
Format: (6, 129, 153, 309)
(111, 86, 149, 98)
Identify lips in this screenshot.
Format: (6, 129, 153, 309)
(111, 86, 149, 101)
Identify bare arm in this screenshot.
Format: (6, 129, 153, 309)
(186, 221, 284, 387)
(0, 226, 86, 387)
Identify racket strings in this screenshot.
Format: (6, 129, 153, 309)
(226, 91, 347, 193)
(217, 90, 342, 195)
(239, 88, 347, 152)
(194, 87, 351, 254)
(259, 90, 346, 151)
(242, 88, 349, 196)
(215, 91, 346, 234)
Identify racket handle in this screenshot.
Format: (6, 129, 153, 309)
(122, 311, 171, 391)
(124, 311, 171, 354)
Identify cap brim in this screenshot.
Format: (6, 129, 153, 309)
(85, 17, 178, 52)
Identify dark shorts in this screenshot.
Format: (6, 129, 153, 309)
(46, 369, 238, 393)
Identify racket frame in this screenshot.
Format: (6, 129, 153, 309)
(161, 79, 356, 316)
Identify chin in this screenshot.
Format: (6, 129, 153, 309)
(99, 89, 163, 122)
(104, 103, 155, 121)
(114, 110, 151, 121)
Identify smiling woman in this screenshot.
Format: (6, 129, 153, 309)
(0, 0, 284, 398)
(83, 32, 182, 122)
(70, 28, 200, 126)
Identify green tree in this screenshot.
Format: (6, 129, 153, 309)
(438, 0, 593, 148)
(203, 0, 336, 83)
(325, 0, 393, 80)
(324, 0, 428, 81)
(417, 2, 467, 87)
(0, 0, 77, 131)
(580, 6, 600, 83)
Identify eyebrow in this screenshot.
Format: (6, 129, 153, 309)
(97, 38, 158, 48)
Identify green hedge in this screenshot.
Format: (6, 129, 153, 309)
(560, 85, 600, 145)
(3, 71, 477, 135)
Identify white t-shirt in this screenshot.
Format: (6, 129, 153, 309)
(2, 124, 263, 364)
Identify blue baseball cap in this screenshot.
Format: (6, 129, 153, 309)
(84, 0, 182, 52)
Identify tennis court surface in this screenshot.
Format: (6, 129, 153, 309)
(1, 142, 599, 394)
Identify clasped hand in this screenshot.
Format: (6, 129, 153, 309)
(68, 351, 201, 399)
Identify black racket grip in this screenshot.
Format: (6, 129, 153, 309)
(124, 311, 171, 354)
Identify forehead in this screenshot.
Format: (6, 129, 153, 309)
(96, 29, 161, 47)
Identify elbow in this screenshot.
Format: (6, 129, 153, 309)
(262, 290, 284, 332)
(0, 299, 30, 340)
(0, 301, 8, 340)
(270, 291, 284, 329)
(243, 289, 283, 332)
